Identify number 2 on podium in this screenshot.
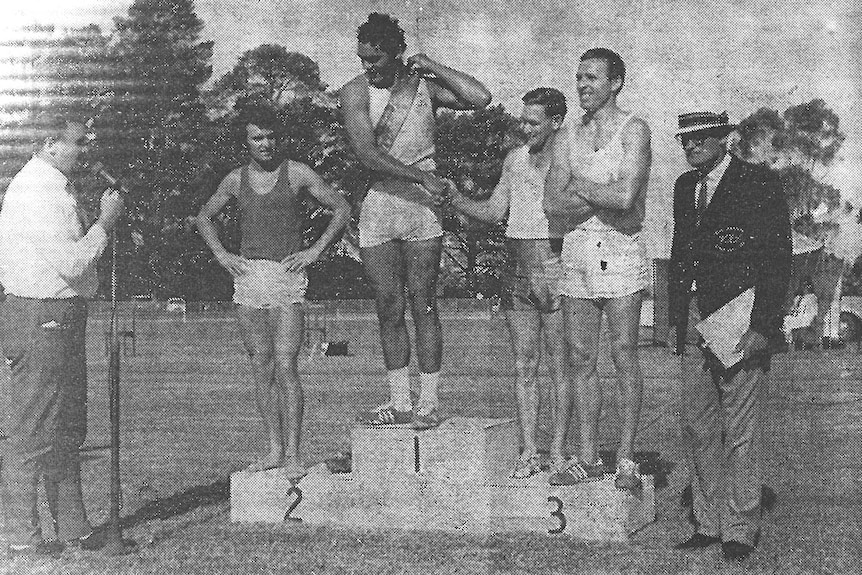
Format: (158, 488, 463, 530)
(284, 485, 303, 522)
(548, 496, 566, 534)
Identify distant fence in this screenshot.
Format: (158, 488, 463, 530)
(89, 298, 502, 317)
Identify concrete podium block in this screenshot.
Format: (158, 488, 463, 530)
(488, 473, 655, 541)
(232, 464, 494, 533)
(230, 465, 310, 523)
(230, 417, 655, 541)
(351, 417, 518, 483)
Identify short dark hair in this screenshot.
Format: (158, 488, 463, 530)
(581, 48, 626, 91)
(522, 87, 567, 121)
(357, 12, 407, 57)
(235, 104, 283, 140)
(38, 113, 87, 146)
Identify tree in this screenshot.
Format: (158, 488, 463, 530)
(209, 45, 326, 116)
(784, 99, 844, 169)
(736, 107, 787, 168)
(96, 0, 215, 299)
(435, 105, 518, 297)
(736, 100, 845, 218)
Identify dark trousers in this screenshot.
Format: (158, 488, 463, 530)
(680, 297, 764, 545)
(0, 295, 92, 545)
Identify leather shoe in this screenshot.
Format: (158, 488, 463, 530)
(67, 530, 109, 552)
(67, 529, 138, 554)
(674, 533, 721, 550)
(722, 540, 755, 562)
(7, 540, 65, 559)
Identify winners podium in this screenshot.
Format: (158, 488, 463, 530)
(231, 418, 654, 541)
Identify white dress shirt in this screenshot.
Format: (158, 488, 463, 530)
(0, 156, 108, 299)
(698, 151, 732, 209)
(692, 152, 733, 293)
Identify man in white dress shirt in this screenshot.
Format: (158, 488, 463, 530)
(0, 117, 124, 557)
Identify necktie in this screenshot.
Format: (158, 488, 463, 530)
(695, 177, 708, 225)
(68, 181, 93, 230)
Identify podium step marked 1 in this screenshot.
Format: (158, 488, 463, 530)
(231, 417, 655, 541)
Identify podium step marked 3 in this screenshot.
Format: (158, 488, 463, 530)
(230, 417, 655, 541)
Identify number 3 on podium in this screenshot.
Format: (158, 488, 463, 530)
(548, 496, 566, 534)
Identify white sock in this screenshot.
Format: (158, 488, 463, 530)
(387, 367, 411, 410)
(418, 371, 440, 410)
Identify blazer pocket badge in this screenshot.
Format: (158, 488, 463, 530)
(714, 226, 747, 252)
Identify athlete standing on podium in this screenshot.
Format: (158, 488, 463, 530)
(341, 13, 491, 429)
(544, 48, 652, 490)
(443, 88, 567, 478)
(197, 105, 349, 480)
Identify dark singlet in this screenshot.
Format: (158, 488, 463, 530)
(237, 161, 304, 262)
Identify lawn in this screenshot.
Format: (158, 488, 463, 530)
(3, 301, 861, 574)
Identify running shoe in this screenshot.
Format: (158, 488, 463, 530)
(411, 405, 443, 430)
(614, 457, 643, 491)
(549, 458, 607, 486)
(356, 403, 414, 426)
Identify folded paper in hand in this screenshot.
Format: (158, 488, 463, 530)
(695, 288, 755, 369)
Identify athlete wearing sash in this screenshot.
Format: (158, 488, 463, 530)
(444, 88, 566, 478)
(544, 48, 652, 489)
(341, 13, 490, 429)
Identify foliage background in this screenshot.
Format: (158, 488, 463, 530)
(0, 0, 853, 300)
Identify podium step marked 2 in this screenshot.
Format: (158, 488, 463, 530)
(231, 417, 655, 541)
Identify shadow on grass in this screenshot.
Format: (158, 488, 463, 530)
(115, 476, 231, 530)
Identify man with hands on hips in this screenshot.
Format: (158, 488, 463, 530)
(197, 105, 349, 479)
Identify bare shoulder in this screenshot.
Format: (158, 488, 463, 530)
(339, 75, 369, 105)
(286, 160, 318, 182)
(217, 167, 243, 195)
(624, 115, 651, 140)
(502, 146, 522, 168)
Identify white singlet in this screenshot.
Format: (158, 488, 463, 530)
(560, 113, 649, 299)
(505, 146, 551, 240)
(368, 85, 390, 127)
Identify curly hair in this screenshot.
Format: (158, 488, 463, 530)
(357, 12, 407, 57)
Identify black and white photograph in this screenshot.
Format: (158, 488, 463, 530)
(0, 0, 858, 572)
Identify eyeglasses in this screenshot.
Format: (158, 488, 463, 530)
(675, 133, 711, 148)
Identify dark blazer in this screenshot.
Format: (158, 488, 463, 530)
(668, 155, 792, 350)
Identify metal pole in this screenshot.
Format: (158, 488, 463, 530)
(105, 229, 126, 554)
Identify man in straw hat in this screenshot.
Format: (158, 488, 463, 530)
(668, 111, 791, 562)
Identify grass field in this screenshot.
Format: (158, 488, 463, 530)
(3, 302, 862, 574)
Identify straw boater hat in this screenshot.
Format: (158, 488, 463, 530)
(675, 111, 737, 137)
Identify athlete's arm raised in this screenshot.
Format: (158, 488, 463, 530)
(408, 53, 492, 111)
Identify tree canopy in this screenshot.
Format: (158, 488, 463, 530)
(736, 99, 846, 217)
